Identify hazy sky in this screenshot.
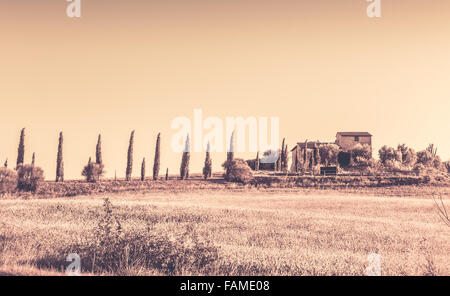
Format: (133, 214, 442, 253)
(0, 0, 449, 180)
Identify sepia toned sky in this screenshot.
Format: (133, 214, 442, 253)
(0, 0, 449, 180)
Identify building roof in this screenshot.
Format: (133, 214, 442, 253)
(336, 132, 372, 137)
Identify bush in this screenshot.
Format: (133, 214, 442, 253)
(0, 168, 17, 194)
(82, 162, 104, 183)
(17, 165, 44, 192)
(379, 146, 402, 165)
(63, 198, 218, 275)
(444, 161, 450, 174)
(222, 159, 254, 184)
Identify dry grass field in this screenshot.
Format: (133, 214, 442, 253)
(0, 187, 449, 276)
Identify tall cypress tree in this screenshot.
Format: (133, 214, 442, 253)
(255, 151, 260, 171)
(227, 130, 235, 163)
(203, 142, 212, 179)
(16, 128, 25, 168)
(4, 159, 7, 168)
(141, 158, 146, 181)
(153, 133, 161, 180)
(31, 152, 36, 166)
(165, 168, 169, 181)
(96, 134, 102, 165)
(126, 131, 135, 181)
(56, 132, 64, 182)
(180, 134, 190, 180)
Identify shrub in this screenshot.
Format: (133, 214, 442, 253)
(222, 158, 254, 184)
(0, 168, 17, 194)
(17, 164, 44, 192)
(63, 198, 218, 275)
(413, 163, 426, 176)
(82, 161, 104, 183)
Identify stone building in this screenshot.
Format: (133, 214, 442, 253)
(335, 132, 372, 151)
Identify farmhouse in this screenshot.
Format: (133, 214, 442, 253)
(335, 132, 372, 151)
(290, 132, 373, 172)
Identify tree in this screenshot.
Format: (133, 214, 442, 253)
(378, 145, 401, 165)
(319, 144, 340, 166)
(280, 138, 286, 171)
(445, 161, 450, 174)
(416, 150, 434, 167)
(126, 131, 135, 181)
(165, 168, 169, 181)
(227, 130, 235, 163)
(96, 134, 103, 165)
(397, 144, 417, 168)
(16, 128, 25, 168)
(426, 144, 438, 157)
(222, 159, 254, 184)
(153, 133, 161, 180)
(3, 159, 7, 168)
(255, 151, 260, 171)
(0, 167, 17, 194)
(17, 164, 44, 193)
(351, 144, 372, 166)
(95, 134, 104, 180)
(203, 142, 212, 179)
(31, 153, 36, 166)
(180, 134, 190, 180)
(141, 158, 146, 181)
(82, 157, 104, 183)
(56, 132, 64, 182)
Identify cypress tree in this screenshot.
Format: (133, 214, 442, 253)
(282, 141, 288, 171)
(96, 134, 102, 165)
(56, 132, 64, 182)
(31, 152, 36, 166)
(4, 159, 7, 168)
(16, 128, 25, 168)
(153, 133, 161, 180)
(165, 168, 169, 181)
(180, 134, 190, 180)
(141, 158, 146, 181)
(203, 142, 212, 179)
(280, 138, 286, 170)
(126, 131, 135, 181)
(255, 151, 260, 171)
(227, 130, 235, 163)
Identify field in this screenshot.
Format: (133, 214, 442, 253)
(0, 184, 449, 276)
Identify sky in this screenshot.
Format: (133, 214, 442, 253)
(0, 0, 449, 180)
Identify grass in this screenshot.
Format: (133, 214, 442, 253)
(0, 187, 449, 276)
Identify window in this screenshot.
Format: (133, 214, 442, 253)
(354, 136, 359, 141)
